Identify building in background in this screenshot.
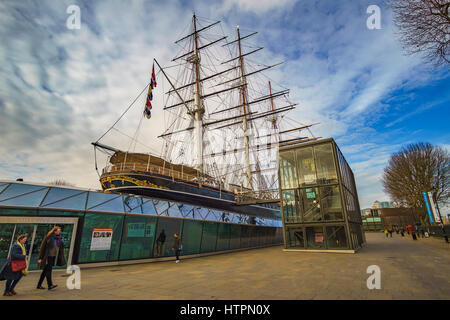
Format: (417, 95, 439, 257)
(372, 201, 392, 209)
(278, 138, 365, 253)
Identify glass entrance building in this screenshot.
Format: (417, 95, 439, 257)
(0, 180, 283, 270)
(278, 138, 365, 253)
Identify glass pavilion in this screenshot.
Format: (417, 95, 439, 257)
(0, 181, 282, 270)
(278, 138, 365, 252)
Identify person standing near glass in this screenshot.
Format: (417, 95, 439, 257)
(156, 229, 166, 257)
(36, 226, 66, 290)
(0, 234, 29, 296)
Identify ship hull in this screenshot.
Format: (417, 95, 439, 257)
(100, 170, 236, 201)
(100, 171, 280, 219)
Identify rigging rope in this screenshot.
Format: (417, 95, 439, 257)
(94, 82, 150, 144)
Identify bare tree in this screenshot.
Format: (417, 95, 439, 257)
(389, 0, 450, 66)
(48, 179, 75, 187)
(382, 142, 449, 221)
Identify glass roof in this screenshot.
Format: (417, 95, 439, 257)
(0, 182, 281, 226)
(0, 188, 49, 207)
(43, 192, 88, 211)
(0, 184, 48, 201)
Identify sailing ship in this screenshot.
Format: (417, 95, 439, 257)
(92, 15, 319, 218)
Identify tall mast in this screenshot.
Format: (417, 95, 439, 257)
(192, 14, 204, 174)
(269, 81, 278, 143)
(237, 25, 252, 190)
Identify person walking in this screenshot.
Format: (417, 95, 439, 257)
(384, 229, 389, 238)
(156, 229, 166, 257)
(388, 228, 393, 238)
(400, 227, 405, 237)
(0, 234, 29, 296)
(420, 227, 425, 238)
(36, 226, 66, 290)
(171, 233, 182, 263)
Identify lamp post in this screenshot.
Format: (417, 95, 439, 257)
(432, 186, 449, 243)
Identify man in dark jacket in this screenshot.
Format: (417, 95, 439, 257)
(171, 233, 182, 263)
(36, 226, 66, 290)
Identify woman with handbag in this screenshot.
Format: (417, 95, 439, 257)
(36, 226, 65, 290)
(0, 234, 29, 296)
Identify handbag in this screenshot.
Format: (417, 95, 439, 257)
(11, 259, 27, 272)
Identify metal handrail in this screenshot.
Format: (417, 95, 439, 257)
(102, 162, 225, 191)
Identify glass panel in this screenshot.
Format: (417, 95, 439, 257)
(88, 196, 124, 213)
(306, 226, 325, 249)
(286, 227, 305, 248)
(320, 185, 343, 221)
(78, 212, 124, 263)
(86, 192, 121, 209)
(141, 200, 158, 215)
(0, 223, 15, 268)
(180, 220, 203, 255)
(240, 225, 250, 248)
(249, 226, 258, 247)
(119, 215, 156, 260)
(296, 147, 317, 186)
(279, 150, 298, 189)
(219, 212, 231, 223)
(0, 184, 47, 201)
(43, 192, 87, 211)
(166, 203, 183, 218)
(0, 184, 10, 195)
(216, 223, 230, 251)
(301, 187, 322, 222)
(0, 189, 49, 207)
(282, 190, 299, 223)
(123, 196, 144, 214)
(178, 204, 194, 217)
(229, 224, 241, 249)
(197, 208, 210, 220)
(325, 226, 348, 249)
(257, 227, 267, 246)
(207, 210, 222, 222)
(200, 222, 218, 253)
(153, 217, 182, 257)
(154, 200, 169, 215)
(314, 143, 338, 184)
(41, 188, 85, 206)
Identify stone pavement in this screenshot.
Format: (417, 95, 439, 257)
(1, 232, 449, 300)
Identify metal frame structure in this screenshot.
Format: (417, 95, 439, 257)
(278, 138, 365, 253)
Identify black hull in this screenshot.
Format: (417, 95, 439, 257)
(101, 170, 236, 201)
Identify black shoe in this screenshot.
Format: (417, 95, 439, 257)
(36, 285, 45, 290)
(48, 285, 58, 290)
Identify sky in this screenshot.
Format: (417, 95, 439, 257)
(0, 0, 449, 211)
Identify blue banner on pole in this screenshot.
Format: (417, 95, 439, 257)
(423, 192, 434, 223)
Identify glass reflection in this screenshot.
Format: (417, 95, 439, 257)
(296, 147, 316, 186)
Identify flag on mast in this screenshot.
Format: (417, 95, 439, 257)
(144, 63, 157, 119)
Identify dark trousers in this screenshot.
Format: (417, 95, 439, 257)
(176, 249, 181, 260)
(38, 256, 55, 287)
(5, 273, 23, 293)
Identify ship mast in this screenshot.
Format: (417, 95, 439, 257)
(237, 25, 253, 190)
(191, 14, 205, 174)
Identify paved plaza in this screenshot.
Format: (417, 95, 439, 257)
(2, 232, 449, 300)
